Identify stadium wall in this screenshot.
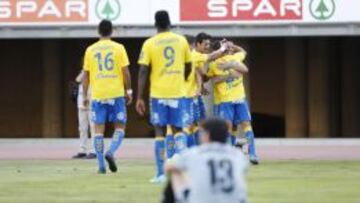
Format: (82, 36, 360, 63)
(0, 37, 359, 138)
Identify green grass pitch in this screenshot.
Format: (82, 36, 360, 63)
(0, 160, 359, 203)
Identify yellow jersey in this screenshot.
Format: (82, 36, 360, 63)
(185, 50, 208, 98)
(207, 52, 246, 105)
(138, 31, 192, 98)
(83, 39, 129, 100)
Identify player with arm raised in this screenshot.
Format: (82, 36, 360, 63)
(164, 118, 249, 203)
(136, 10, 192, 183)
(184, 33, 228, 147)
(207, 41, 259, 165)
(82, 20, 132, 174)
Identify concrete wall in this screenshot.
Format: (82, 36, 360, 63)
(0, 37, 359, 138)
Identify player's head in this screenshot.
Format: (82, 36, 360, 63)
(98, 19, 113, 38)
(155, 10, 171, 31)
(199, 118, 228, 144)
(195, 32, 212, 53)
(210, 40, 221, 52)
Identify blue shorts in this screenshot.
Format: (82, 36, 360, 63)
(150, 98, 188, 128)
(184, 96, 206, 126)
(184, 98, 194, 126)
(214, 100, 251, 126)
(193, 96, 206, 122)
(91, 97, 127, 125)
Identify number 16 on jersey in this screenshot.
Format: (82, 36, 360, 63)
(95, 52, 114, 71)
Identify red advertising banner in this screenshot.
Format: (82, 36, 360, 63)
(180, 0, 303, 21)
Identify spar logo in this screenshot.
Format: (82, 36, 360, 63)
(95, 0, 121, 21)
(181, 0, 303, 21)
(309, 0, 335, 20)
(0, 0, 88, 23)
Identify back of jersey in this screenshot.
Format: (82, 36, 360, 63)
(138, 31, 192, 99)
(178, 143, 248, 203)
(84, 39, 129, 100)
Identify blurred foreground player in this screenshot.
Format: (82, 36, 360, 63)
(164, 118, 249, 203)
(72, 70, 96, 159)
(137, 10, 192, 183)
(83, 20, 132, 174)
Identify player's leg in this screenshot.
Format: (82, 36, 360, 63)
(91, 101, 107, 173)
(165, 125, 175, 159)
(214, 102, 234, 145)
(171, 98, 189, 154)
(172, 126, 188, 154)
(226, 121, 234, 145)
(73, 108, 88, 159)
(150, 98, 167, 183)
(105, 97, 127, 173)
(236, 101, 259, 164)
(183, 98, 195, 147)
(197, 96, 207, 121)
(192, 96, 206, 146)
(107, 98, 126, 157)
(152, 126, 166, 183)
(86, 108, 96, 159)
(184, 125, 195, 147)
(230, 124, 238, 146)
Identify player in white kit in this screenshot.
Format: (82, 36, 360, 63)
(72, 70, 96, 159)
(164, 118, 249, 203)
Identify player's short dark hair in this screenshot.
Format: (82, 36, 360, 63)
(195, 32, 212, 45)
(185, 34, 195, 45)
(98, 19, 113, 37)
(211, 40, 221, 51)
(155, 10, 171, 29)
(200, 118, 228, 143)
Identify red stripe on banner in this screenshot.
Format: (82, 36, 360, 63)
(180, 0, 303, 21)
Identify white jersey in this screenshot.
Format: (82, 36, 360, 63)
(174, 143, 249, 203)
(77, 84, 91, 109)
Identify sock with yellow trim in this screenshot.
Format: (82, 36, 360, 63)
(174, 132, 187, 154)
(230, 133, 237, 146)
(193, 126, 200, 145)
(154, 137, 165, 177)
(94, 135, 106, 171)
(106, 129, 124, 157)
(165, 134, 175, 159)
(244, 126, 257, 156)
(184, 127, 195, 147)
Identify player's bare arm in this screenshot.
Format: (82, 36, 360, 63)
(122, 66, 133, 105)
(195, 67, 203, 96)
(82, 70, 90, 107)
(218, 61, 248, 73)
(75, 70, 84, 83)
(184, 62, 192, 80)
(206, 42, 228, 62)
(201, 62, 211, 82)
(165, 162, 181, 173)
(136, 65, 149, 116)
(211, 71, 240, 84)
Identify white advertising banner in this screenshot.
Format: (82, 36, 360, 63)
(0, 0, 359, 26)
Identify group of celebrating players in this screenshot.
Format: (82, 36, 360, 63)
(81, 10, 258, 200)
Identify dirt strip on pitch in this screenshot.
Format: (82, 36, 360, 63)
(0, 138, 360, 161)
